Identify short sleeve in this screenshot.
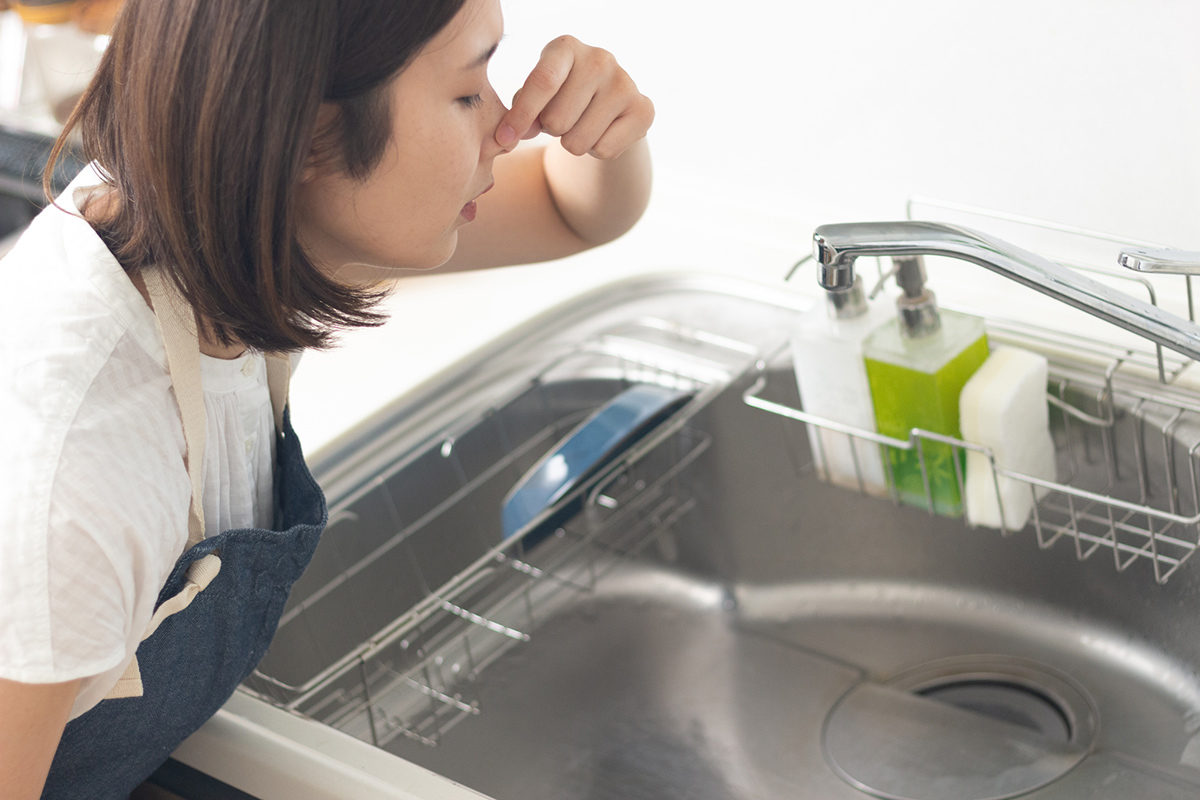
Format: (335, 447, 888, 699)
(0, 332, 192, 684)
(0, 170, 193, 695)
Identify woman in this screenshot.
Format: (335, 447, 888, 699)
(0, 0, 653, 796)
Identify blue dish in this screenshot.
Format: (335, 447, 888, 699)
(501, 384, 693, 542)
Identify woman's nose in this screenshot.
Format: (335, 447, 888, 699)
(484, 89, 517, 157)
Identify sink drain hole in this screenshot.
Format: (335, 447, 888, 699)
(917, 680, 1071, 743)
(825, 658, 1098, 800)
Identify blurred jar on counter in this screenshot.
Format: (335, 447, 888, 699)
(13, 0, 121, 30)
(2, 0, 121, 124)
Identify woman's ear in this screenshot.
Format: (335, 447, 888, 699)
(301, 102, 343, 184)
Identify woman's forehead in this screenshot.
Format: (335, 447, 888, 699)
(414, 0, 503, 70)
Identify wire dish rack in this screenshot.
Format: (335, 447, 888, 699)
(317, 426, 708, 749)
(243, 319, 748, 748)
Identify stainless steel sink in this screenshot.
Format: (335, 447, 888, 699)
(216, 274, 1200, 799)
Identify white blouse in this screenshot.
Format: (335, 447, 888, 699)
(0, 169, 288, 719)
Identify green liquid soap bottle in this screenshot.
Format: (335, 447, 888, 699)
(862, 256, 989, 515)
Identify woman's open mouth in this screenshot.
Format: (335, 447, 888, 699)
(460, 182, 495, 222)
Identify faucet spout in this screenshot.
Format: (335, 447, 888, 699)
(812, 221, 1200, 362)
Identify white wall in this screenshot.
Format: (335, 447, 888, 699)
(495, 0, 1199, 250)
(292, 1, 1200, 452)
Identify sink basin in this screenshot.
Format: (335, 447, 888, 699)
(181, 275, 1200, 799)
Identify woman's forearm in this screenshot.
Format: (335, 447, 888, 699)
(542, 137, 652, 248)
(0, 677, 81, 800)
(427, 34, 655, 273)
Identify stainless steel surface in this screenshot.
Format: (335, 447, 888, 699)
(1120, 247, 1200, 276)
(825, 684, 1082, 800)
(240, 274, 1200, 799)
(245, 284, 781, 749)
(813, 221, 1200, 362)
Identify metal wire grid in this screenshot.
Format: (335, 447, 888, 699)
(244, 322, 738, 747)
(325, 426, 709, 749)
(1032, 359, 1200, 583)
(744, 332, 1200, 584)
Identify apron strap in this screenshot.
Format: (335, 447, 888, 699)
(106, 269, 293, 702)
(143, 270, 292, 546)
(143, 269, 207, 549)
(103, 553, 223, 700)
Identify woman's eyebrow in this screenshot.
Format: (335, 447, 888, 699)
(465, 40, 501, 70)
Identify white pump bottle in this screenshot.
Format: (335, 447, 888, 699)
(791, 277, 891, 496)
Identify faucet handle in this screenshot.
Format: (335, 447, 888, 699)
(1118, 247, 1200, 275)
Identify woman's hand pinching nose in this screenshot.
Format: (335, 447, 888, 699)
(495, 35, 654, 159)
(496, 116, 541, 149)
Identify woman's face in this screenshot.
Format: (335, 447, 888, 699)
(295, 0, 509, 281)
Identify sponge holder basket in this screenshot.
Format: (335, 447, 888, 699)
(746, 328, 1200, 585)
(761, 197, 1200, 584)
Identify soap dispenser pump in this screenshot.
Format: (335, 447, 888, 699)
(861, 256, 989, 515)
(791, 276, 891, 497)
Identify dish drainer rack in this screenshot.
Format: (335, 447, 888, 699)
(321, 426, 709, 748)
(243, 320, 748, 748)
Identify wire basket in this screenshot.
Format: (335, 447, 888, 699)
(765, 200, 1200, 584)
(746, 336, 1200, 584)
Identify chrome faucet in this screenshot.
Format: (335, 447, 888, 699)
(813, 221, 1200, 362)
(1118, 247, 1200, 275)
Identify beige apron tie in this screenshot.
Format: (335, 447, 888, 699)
(103, 555, 224, 699)
(105, 269, 290, 700)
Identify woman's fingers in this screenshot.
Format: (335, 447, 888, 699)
(496, 36, 652, 159)
(589, 101, 655, 160)
(496, 37, 578, 146)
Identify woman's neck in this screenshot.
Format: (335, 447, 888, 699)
(197, 336, 248, 360)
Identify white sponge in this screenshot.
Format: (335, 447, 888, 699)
(959, 346, 1057, 530)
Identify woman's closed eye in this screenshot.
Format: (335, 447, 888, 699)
(457, 94, 483, 109)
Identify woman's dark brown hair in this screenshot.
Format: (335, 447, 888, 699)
(45, 0, 468, 351)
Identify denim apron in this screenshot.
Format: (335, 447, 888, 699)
(41, 269, 328, 799)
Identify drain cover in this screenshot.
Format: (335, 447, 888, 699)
(918, 681, 1071, 743)
(823, 657, 1096, 800)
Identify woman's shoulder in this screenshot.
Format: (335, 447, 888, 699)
(0, 173, 182, 534)
(0, 238, 190, 685)
(0, 259, 185, 526)
(1, 173, 167, 405)
(0, 333, 191, 686)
